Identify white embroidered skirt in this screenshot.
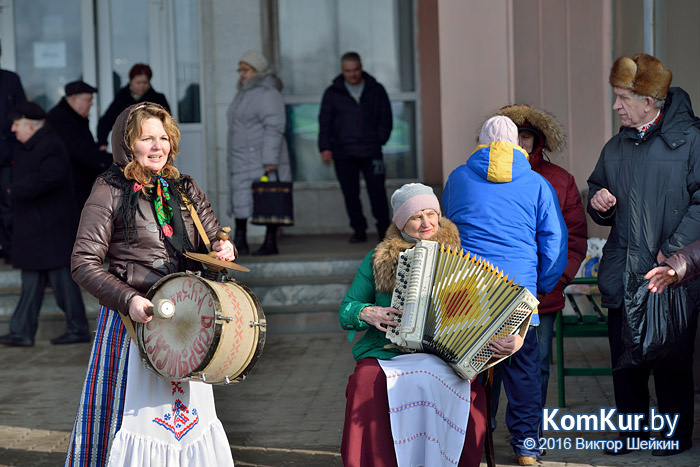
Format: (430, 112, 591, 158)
(107, 340, 235, 466)
(379, 353, 471, 467)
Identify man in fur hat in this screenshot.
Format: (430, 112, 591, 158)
(588, 53, 700, 456)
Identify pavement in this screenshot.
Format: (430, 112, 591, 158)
(1, 330, 699, 467)
(1, 233, 699, 466)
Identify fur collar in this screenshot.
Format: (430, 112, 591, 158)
(372, 218, 462, 294)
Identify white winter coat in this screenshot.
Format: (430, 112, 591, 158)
(226, 72, 291, 218)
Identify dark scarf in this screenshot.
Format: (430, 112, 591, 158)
(101, 165, 195, 257)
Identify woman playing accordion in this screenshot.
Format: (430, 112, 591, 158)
(339, 183, 524, 467)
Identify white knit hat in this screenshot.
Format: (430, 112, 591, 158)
(239, 50, 269, 72)
(479, 115, 518, 145)
(391, 183, 441, 230)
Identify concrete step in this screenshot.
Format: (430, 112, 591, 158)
(231, 258, 362, 280)
(0, 256, 361, 335)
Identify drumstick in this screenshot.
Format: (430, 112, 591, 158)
(145, 299, 176, 319)
(208, 228, 231, 258)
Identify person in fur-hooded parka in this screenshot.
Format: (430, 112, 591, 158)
(495, 104, 588, 407)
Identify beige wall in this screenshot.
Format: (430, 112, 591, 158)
(427, 0, 614, 239)
(511, 0, 613, 240)
(436, 0, 515, 180)
(417, 0, 443, 186)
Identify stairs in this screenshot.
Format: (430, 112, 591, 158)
(233, 258, 361, 333)
(0, 235, 367, 338)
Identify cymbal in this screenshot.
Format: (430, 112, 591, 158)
(184, 251, 250, 272)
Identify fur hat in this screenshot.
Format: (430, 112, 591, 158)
(496, 104, 566, 153)
(479, 116, 518, 145)
(391, 183, 441, 230)
(239, 50, 269, 72)
(609, 53, 672, 100)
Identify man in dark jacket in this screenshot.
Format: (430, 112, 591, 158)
(318, 52, 392, 242)
(588, 53, 700, 456)
(0, 40, 27, 263)
(0, 102, 89, 347)
(47, 80, 112, 212)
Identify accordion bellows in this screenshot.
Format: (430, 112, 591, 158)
(386, 240, 538, 380)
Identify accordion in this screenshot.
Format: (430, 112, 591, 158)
(386, 240, 538, 380)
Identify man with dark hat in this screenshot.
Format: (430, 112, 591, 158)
(588, 53, 700, 456)
(0, 101, 89, 347)
(0, 39, 27, 263)
(47, 80, 112, 211)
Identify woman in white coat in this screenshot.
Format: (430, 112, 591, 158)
(226, 50, 291, 255)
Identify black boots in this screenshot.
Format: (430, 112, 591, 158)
(254, 225, 279, 256)
(234, 218, 250, 255)
(235, 220, 278, 256)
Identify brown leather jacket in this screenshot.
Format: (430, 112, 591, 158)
(71, 104, 221, 314)
(663, 238, 700, 286)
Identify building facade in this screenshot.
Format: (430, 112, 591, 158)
(1, 0, 697, 239)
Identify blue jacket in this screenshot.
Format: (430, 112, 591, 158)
(443, 141, 568, 323)
(318, 71, 392, 159)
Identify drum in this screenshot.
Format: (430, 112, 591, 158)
(136, 272, 266, 384)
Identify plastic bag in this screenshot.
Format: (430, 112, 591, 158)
(575, 237, 607, 278)
(617, 271, 694, 370)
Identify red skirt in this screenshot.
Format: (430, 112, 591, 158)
(341, 358, 487, 467)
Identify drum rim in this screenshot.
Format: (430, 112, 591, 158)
(215, 281, 266, 383)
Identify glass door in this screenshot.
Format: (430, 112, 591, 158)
(96, 0, 205, 189)
(4, 0, 98, 126)
(2, 0, 206, 189)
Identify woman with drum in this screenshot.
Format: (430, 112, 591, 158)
(339, 183, 524, 467)
(65, 102, 236, 466)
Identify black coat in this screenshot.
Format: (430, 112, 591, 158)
(10, 124, 79, 270)
(587, 87, 700, 308)
(46, 98, 112, 210)
(318, 71, 392, 160)
(0, 69, 27, 166)
(97, 85, 171, 146)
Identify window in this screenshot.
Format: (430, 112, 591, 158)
(14, 0, 84, 110)
(277, 0, 417, 181)
(109, 0, 149, 96)
(173, 0, 202, 123)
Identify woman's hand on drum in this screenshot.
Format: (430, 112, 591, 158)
(128, 295, 154, 323)
(489, 334, 524, 359)
(212, 239, 236, 262)
(360, 306, 402, 332)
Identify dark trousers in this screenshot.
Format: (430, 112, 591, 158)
(0, 166, 12, 260)
(334, 156, 391, 237)
(10, 266, 88, 338)
(608, 306, 695, 441)
(495, 327, 542, 457)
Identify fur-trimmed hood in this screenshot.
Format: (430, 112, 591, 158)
(371, 218, 461, 294)
(494, 104, 566, 153)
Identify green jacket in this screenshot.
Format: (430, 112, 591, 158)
(340, 250, 402, 360)
(339, 219, 462, 361)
